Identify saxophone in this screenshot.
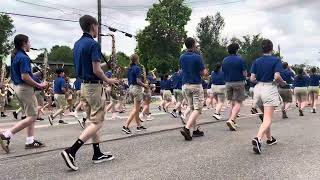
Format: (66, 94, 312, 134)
(139, 63, 149, 93)
(107, 33, 122, 100)
(0, 59, 7, 97)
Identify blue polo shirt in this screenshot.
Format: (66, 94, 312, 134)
(127, 63, 141, 86)
(211, 71, 225, 85)
(147, 74, 156, 84)
(160, 80, 171, 90)
(293, 76, 310, 87)
(105, 71, 112, 78)
(170, 72, 182, 89)
(11, 50, 33, 85)
(54, 77, 66, 94)
(74, 78, 81, 90)
(309, 74, 320, 86)
(251, 55, 283, 82)
(179, 51, 204, 84)
(280, 69, 295, 84)
(33, 76, 42, 91)
(73, 33, 102, 81)
(222, 55, 246, 82)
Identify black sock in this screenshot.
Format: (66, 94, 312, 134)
(173, 109, 176, 112)
(178, 111, 182, 115)
(93, 143, 102, 156)
(68, 139, 84, 156)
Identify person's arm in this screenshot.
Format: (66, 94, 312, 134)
(241, 60, 248, 78)
(274, 60, 286, 85)
(135, 68, 147, 88)
(250, 73, 257, 83)
(21, 74, 45, 89)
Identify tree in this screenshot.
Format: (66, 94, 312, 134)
(196, 13, 228, 70)
(116, 51, 130, 68)
(0, 14, 15, 60)
(136, 0, 192, 74)
(35, 45, 74, 77)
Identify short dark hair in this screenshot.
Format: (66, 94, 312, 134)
(311, 67, 317, 74)
(214, 62, 222, 72)
(79, 15, 98, 32)
(185, 37, 195, 49)
(130, 54, 139, 64)
(55, 68, 64, 75)
(282, 62, 289, 69)
(262, 39, 273, 53)
(227, 43, 240, 54)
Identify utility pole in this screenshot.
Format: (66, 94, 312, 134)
(98, 0, 102, 44)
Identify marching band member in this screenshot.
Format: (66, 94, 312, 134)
(122, 54, 147, 134)
(308, 67, 320, 113)
(0, 34, 47, 153)
(211, 62, 226, 120)
(279, 62, 295, 118)
(61, 15, 118, 171)
(293, 67, 310, 116)
(170, 68, 183, 118)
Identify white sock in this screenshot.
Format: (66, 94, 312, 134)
(3, 130, 13, 139)
(26, 136, 34, 145)
(82, 112, 87, 118)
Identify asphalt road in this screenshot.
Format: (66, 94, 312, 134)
(0, 103, 319, 180)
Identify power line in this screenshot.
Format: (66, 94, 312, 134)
(15, 0, 139, 32)
(0, 11, 136, 37)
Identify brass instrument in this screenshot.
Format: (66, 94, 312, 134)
(139, 63, 149, 93)
(102, 33, 123, 100)
(0, 58, 7, 97)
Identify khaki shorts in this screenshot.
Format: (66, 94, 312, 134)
(143, 91, 152, 101)
(0, 96, 6, 107)
(294, 87, 308, 102)
(254, 83, 282, 107)
(278, 88, 293, 103)
(173, 89, 184, 103)
(14, 84, 37, 117)
(226, 81, 246, 102)
(211, 85, 226, 102)
(81, 83, 106, 124)
(183, 84, 204, 113)
(35, 91, 44, 106)
(129, 85, 143, 103)
(54, 94, 67, 109)
(163, 90, 172, 101)
(308, 86, 319, 94)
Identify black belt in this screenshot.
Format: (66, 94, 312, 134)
(82, 80, 103, 84)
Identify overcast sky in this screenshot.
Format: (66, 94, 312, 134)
(1, 0, 320, 67)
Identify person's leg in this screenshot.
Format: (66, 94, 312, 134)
(256, 106, 274, 140)
(230, 101, 241, 122)
(124, 98, 141, 128)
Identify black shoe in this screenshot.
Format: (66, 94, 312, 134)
(13, 111, 18, 119)
(252, 137, 261, 154)
(192, 128, 204, 137)
(251, 108, 258, 114)
(92, 153, 114, 164)
(237, 113, 240, 118)
(296, 103, 298, 107)
(299, 109, 304, 116)
(21, 116, 26, 120)
(122, 126, 132, 134)
(58, 120, 68, 124)
(36, 117, 44, 121)
(282, 111, 288, 119)
(137, 126, 147, 132)
(0, 134, 10, 153)
(61, 149, 78, 171)
(258, 114, 264, 122)
(1, 113, 7, 117)
(170, 111, 177, 118)
(312, 108, 316, 113)
(266, 136, 278, 146)
(25, 140, 45, 149)
(158, 106, 162, 111)
(48, 115, 53, 126)
(180, 127, 192, 141)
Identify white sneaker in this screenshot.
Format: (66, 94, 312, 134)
(139, 113, 147, 122)
(74, 111, 80, 119)
(111, 113, 118, 120)
(147, 115, 154, 121)
(212, 113, 221, 120)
